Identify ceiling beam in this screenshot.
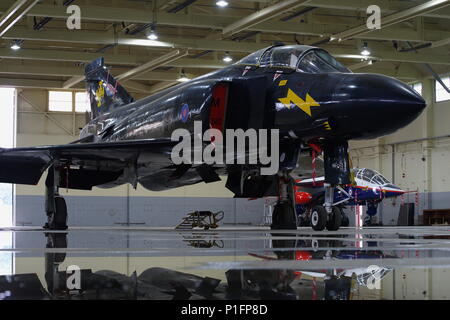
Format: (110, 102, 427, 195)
(308, 0, 450, 20)
(332, 0, 450, 41)
(148, 81, 179, 95)
(122, 80, 153, 93)
(0, 77, 65, 89)
(0, 48, 228, 68)
(355, 64, 425, 80)
(348, 60, 374, 71)
(431, 37, 450, 48)
(2, 3, 448, 42)
(4, 26, 450, 58)
(0, 76, 152, 94)
(0, 62, 196, 81)
(3, 27, 267, 53)
(0, 42, 448, 68)
(0, 0, 27, 30)
(222, 0, 312, 38)
(116, 49, 189, 81)
(3, 1, 449, 30)
(327, 47, 450, 65)
(0, 0, 38, 37)
(62, 76, 85, 90)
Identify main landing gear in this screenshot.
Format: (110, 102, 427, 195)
(44, 165, 68, 230)
(271, 172, 297, 230)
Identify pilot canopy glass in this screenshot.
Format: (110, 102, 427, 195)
(236, 46, 307, 68)
(355, 168, 390, 186)
(298, 49, 350, 73)
(236, 46, 350, 73)
(261, 46, 306, 69)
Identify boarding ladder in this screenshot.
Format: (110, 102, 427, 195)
(175, 211, 224, 230)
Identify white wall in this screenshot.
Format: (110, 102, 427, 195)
(350, 79, 450, 194)
(349, 79, 450, 224)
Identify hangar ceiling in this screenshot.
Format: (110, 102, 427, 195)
(0, 0, 449, 95)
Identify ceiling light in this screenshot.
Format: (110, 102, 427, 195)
(146, 26, 158, 40)
(361, 42, 371, 56)
(178, 70, 190, 82)
(216, 0, 229, 7)
(223, 52, 233, 63)
(10, 40, 21, 50)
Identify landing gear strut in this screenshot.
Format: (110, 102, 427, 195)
(44, 165, 68, 230)
(271, 172, 297, 230)
(310, 139, 351, 231)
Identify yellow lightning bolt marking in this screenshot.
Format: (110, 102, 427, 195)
(95, 80, 105, 107)
(324, 121, 332, 130)
(278, 89, 320, 117)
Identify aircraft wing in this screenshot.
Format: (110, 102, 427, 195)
(0, 138, 177, 187)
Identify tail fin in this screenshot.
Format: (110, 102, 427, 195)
(85, 58, 134, 119)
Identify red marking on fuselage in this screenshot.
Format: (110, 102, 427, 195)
(209, 83, 229, 143)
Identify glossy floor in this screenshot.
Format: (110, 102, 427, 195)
(2, 226, 450, 300)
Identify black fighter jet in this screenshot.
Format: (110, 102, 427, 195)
(0, 45, 426, 231)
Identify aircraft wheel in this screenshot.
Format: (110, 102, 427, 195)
(271, 201, 297, 230)
(46, 196, 68, 230)
(311, 206, 327, 231)
(326, 207, 342, 231)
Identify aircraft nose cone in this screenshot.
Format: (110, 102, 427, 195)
(333, 73, 426, 139)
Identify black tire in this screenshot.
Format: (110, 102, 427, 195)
(311, 206, 327, 231)
(326, 206, 342, 231)
(53, 196, 68, 230)
(271, 201, 297, 230)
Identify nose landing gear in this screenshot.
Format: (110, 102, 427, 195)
(309, 139, 351, 231)
(310, 205, 342, 231)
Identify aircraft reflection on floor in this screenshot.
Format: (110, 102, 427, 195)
(249, 234, 396, 299)
(0, 232, 401, 300)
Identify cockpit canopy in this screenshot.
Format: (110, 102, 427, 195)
(354, 168, 392, 186)
(235, 45, 351, 73)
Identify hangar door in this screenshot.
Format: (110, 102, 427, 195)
(0, 88, 15, 276)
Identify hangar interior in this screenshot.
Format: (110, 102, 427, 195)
(0, 0, 450, 300)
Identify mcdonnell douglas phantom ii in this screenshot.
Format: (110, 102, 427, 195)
(0, 45, 426, 230)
